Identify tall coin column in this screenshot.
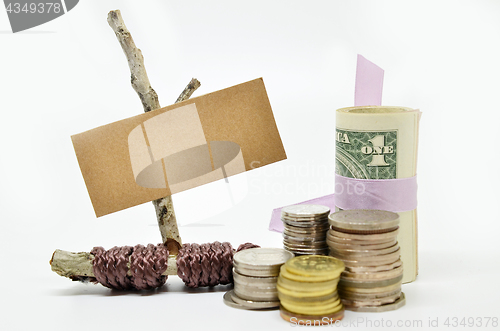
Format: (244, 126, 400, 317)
(327, 209, 405, 312)
(281, 205, 330, 256)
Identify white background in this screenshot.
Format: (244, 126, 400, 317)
(1, 1, 499, 330)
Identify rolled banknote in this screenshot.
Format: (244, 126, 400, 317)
(335, 106, 421, 283)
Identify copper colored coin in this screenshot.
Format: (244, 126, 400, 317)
(341, 264, 403, 281)
(343, 292, 406, 312)
(341, 291, 401, 307)
(328, 228, 399, 241)
(344, 259, 403, 273)
(328, 210, 400, 232)
(279, 305, 344, 325)
(327, 238, 397, 250)
(339, 274, 403, 289)
(331, 226, 399, 234)
(327, 233, 397, 245)
(331, 253, 400, 267)
(329, 243, 400, 257)
(339, 288, 401, 301)
(338, 281, 402, 294)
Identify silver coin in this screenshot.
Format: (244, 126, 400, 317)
(230, 290, 280, 309)
(223, 290, 279, 310)
(233, 269, 278, 285)
(328, 210, 400, 231)
(283, 233, 327, 241)
(234, 288, 279, 301)
(283, 241, 329, 249)
(284, 225, 330, 234)
(284, 228, 328, 238)
(233, 262, 281, 277)
(281, 204, 330, 218)
(282, 219, 329, 228)
(281, 215, 329, 222)
(234, 282, 278, 293)
(285, 248, 330, 256)
(344, 292, 406, 312)
(234, 248, 293, 269)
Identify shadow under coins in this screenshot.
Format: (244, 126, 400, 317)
(49, 279, 233, 297)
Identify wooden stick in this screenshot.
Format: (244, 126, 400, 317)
(107, 10, 201, 254)
(50, 249, 178, 280)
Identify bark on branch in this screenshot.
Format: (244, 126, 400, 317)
(107, 10, 201, 254)
(50, 249, 178, 280)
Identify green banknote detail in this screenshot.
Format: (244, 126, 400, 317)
(335, 129, 397, 180)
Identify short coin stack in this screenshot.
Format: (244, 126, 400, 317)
(327, 209, 406, 312)
(277, 255, 345, 325)
(281, 205, 330, 256)
(224, 248, 293, 310)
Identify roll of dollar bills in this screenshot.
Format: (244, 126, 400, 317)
(335, 106, 421, 283)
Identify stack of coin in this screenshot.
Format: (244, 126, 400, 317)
(277, 255, 345, 325)
(224, 248, 293, 310)
(327, 209, 406, 312)
(281, 205, 330, 256)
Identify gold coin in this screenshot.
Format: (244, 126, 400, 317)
(328, 228, 399, 241)
(280, 296, 341, 310)
(277, 274, 339, 292)
(285, 255, 345, 279)
(278, 289, 339, 303)
(279, 305, 345, 324)
(281, 298, 343, 315)
(276, 283, 335, 298)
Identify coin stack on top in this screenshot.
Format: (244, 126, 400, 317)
(281, 205, 330, 256)
(277, 255, 345, 325)
(327, 209, 405, 312)
(224, 248, 293, 310)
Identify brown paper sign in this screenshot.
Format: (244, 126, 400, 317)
(72, 78, 287, 217)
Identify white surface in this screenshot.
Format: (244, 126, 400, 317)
(1, 1, 499, 330)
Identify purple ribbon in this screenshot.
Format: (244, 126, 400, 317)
(334, 174, 417, 212)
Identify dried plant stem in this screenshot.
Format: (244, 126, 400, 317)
(107, 10, 201, 253)
(50, 249, 178, 280)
